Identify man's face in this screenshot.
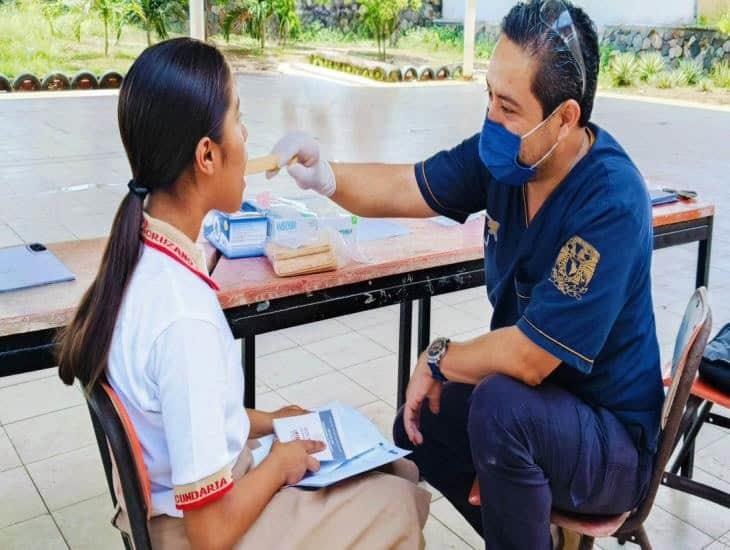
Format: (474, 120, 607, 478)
(486, 37, 563, 167)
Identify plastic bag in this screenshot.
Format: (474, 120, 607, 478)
(253, 193, 371, 276)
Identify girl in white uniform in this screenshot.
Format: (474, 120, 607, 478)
(58, 38, 429, 549)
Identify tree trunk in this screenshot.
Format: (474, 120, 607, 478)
(260, 18, 265, 49)
(104, 19, 109, 56)
(146, 27, 152, 46)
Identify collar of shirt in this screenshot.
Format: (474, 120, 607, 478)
(141, 213, 219, 291)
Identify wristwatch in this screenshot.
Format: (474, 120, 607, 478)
(426, 337, 450, 382)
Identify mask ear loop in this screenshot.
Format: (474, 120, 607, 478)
(521, 104, 565, 169)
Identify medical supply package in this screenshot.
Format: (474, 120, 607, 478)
(203, 203, 268, 259)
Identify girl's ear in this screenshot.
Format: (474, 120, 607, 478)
(194, 137, 216, 176)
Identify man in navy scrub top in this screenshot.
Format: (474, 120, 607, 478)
(267, 1, 664, 547)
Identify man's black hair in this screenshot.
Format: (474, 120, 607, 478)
(501, 0, 599, 126)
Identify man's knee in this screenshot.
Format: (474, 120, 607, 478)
(468, 374, 539, 467)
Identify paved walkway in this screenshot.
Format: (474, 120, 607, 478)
(0, 72, 728, 549)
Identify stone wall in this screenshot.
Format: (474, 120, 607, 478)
(602, 26, 730, 69)
(297, 0, 442, 34)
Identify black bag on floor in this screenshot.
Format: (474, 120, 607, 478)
(699, 323, 730, 394)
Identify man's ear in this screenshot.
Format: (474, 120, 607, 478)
(557, 99, 582, 140)
(194, 136, 215, 176)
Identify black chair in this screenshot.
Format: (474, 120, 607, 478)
(86, 382, 153, 550)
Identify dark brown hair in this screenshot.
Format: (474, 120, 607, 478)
(58, 38, 232, 388)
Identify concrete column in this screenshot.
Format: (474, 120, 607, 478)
(463, 0, 477, 78)
(190, 0, 205, 41)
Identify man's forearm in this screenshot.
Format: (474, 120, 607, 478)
(440, 326, 561, 387)
(329, 162, 435, 219)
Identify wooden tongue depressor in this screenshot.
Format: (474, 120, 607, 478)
(245, 154, 298, 175)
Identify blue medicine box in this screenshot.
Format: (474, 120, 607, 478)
(204, 202, 268, 258)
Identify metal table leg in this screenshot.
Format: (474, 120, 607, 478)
(418, 297, 431, 354)
(397, 301, 413, 409)
(695, 217, 713, 289)
(243, 336, 256, 409)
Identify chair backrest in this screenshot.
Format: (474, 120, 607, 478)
(624, 287, 712, 529)
(86, 382, 153, 550)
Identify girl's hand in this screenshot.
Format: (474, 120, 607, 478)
(267, 439, 325, 486)
(270, 405, 309, 420)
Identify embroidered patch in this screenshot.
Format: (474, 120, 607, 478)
(549, 236, 600, 300)
(485, 211, 500, 244)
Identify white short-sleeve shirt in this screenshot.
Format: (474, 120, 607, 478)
(107, 214, 249, 517)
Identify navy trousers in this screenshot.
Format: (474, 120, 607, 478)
(393, 375, 653, 550)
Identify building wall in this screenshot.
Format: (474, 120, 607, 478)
(698, 0, 730, 19)
(441, 0, 698, 27)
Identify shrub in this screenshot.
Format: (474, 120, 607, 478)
(710, 60, 730, 88)
(608, 52, 639, 87)
(676, 58, 703, 86)
(638, 52, 665, 82)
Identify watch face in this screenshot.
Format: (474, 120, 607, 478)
(428, 338, 447, 360)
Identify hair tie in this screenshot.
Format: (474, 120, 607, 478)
(127, 179, 149, 199)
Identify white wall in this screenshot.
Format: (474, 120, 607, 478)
(441, 0, 698, 27)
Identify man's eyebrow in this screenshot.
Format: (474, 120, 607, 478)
(486, 79, 521, 109)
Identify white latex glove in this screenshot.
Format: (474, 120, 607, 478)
(266, 131, 336, 197)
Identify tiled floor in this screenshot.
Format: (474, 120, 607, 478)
(1, 282, 729, 549)
(1, 73, 729, 548)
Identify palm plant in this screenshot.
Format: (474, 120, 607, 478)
(126, 0, 186, 45)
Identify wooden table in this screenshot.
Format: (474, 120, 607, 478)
(0, 200, 715, 410)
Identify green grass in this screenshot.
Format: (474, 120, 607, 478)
(1, 0, 728, 98)
(0, 0, 149, 78)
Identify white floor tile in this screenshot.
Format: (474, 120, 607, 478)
(357, 401, 396, 443)
(339, 306, 399, 331)
(431, 306, 490, 339)
(27, 445, 107, 511)
(654, 468, 730, 539)
(696, 435, 730, 484)
(305, 331, 390, 370)
(430, 498, 483, 550)
(0, 467, 46, 528)
(281, 319, 351, 345)
(0, 368, 57, 390)
(250, 332, 298, 357)
(254, 391, 291, 412)
(256, 347, 334, 389)
(597, 504, 713, 549)
(0, 427, 21, 472)
(0, 377, 84, 425)
(435, 288, 487, 306)
(0, 514, 67, 550)
(423, 514, 474, 549)
(277, 372, 378, 410)
(54, 494, 124, 550)
(705, 531, 730, 550)
(345, 355, 399, 407)
(5, 405, 95, 465)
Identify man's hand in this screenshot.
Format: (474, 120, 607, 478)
(266, 132, 336, 197)
(403, 352, 443, 446)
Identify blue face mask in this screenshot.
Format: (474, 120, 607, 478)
(478, 108, 561, 187)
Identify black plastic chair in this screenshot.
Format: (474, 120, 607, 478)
(86, 382, 153, 550)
